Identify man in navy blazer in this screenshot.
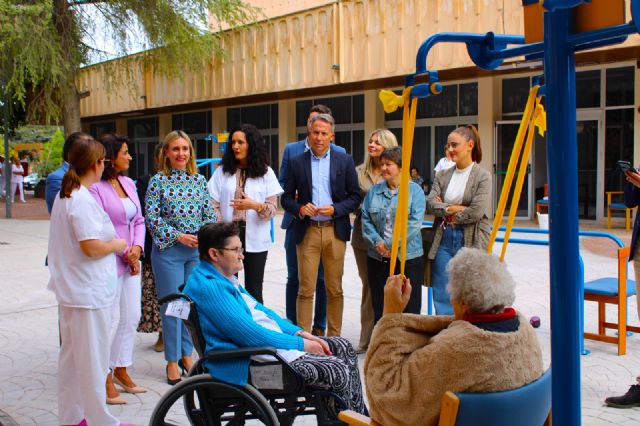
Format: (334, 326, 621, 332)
(281, 113, 361, 336)
(279, 105, 346, 336)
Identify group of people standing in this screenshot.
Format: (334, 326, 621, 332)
(0, 156, 26, 203)
(44, 102, 492, 425)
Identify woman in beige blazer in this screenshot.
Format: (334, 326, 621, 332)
(426, 125, 491, 315)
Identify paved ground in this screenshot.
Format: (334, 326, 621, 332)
(1, 212, 640, 425)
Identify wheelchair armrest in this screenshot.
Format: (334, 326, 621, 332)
(158, 293, 193, 305)
(338, 410, 379, 425)
(203, 346, 279, 361)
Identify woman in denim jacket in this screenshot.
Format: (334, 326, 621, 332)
(361, 147, 425, 323)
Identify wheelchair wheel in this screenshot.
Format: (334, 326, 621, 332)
(149, 374, 279, 426)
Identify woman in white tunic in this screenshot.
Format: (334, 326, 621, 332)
(47, 137, 132, 426)
(207, 123, 283, 303)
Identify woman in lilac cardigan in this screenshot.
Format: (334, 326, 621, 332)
(91, 133, 146, 405)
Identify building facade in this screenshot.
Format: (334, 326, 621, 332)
(79, 0, 640, 221)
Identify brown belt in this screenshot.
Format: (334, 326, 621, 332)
(309, 219, 334, 228)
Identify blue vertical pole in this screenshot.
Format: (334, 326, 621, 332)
(544, 8, 581, 426)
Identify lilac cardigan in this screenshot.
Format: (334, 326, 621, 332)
(90, 176, 146, 277)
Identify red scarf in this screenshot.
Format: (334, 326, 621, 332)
(462, 307, 516, 324)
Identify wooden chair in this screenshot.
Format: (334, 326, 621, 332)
(606, 191, 633, 230)
(338, 370, 552, 426)
(584, 246, 639, 355)
(535, 184, 549, 223)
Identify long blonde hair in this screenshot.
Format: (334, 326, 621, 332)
(159, 130, 198, 175)
(358, 129, 398, 185)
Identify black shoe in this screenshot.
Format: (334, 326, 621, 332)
(311, 326, 325, 337)
(605, 385, 640, 408)
(166, 366, 182, 386)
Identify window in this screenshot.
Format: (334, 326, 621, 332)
(606, 66, 634, 107)
(127, 117, 159, 180)
(576, 70, 601, 109)
(89, 122, 116, 139)
(502, 77, 530, 115)
(384, 82, 478, 181)
(227, 103, 279, 175)
(296, 95, 366, 165)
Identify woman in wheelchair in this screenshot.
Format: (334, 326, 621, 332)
(183, 222, 367, 414)
(365, 248, 543, 426)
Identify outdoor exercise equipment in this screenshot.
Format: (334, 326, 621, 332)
(381, 1, 639, 424)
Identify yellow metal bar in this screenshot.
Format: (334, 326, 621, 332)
(500, 97, 544, 261)
(487, 85, 539, 254)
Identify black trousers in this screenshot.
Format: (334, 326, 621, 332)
(237, 222, 268, 303)
(367, 255, 423, 323)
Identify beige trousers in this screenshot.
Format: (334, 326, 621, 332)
(353, 246, 375, 350)
(297, 225, 346, 336)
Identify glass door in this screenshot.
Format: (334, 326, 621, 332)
(576, 119, 599, 220)
(494, 121, 532, 218)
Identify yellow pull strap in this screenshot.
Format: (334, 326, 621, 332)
(487, 85, 539, 254)
(500, 96, 546, 261)
(389, 87, 418, 277)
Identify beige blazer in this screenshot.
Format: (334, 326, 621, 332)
(426, 163, 491, 259)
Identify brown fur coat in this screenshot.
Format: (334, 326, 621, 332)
(364, 312, 543, 426)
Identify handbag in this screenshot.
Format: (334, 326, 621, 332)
(421, 225, 436, 287)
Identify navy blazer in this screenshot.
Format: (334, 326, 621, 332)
(624, 181, 640, 260)
(278, 139, 345, 230)
(281, 147, 361, 244)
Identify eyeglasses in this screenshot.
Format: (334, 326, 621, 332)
(218, 246, 243, 254)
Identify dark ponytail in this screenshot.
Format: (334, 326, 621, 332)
(452, 124, 482, 163)
(60, 138, 105, 199)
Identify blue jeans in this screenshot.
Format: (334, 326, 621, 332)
(284, 228, 327, 330)
(432, 226, 465, 315)
(152, 243, 197, 362)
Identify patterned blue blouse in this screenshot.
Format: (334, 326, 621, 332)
(145, 169, 217, 250)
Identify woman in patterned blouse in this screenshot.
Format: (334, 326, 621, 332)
(207, 124, 283, 303)
(145, 130, 217, 385)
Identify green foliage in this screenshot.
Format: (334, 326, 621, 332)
(38, 129, 65, 176)
(0, 0, 260, 128)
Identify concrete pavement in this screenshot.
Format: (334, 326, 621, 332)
(0, 215, 639, 425)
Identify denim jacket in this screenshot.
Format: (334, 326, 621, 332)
(361, 180, 426, 261)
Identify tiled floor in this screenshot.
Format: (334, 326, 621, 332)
(1, 216, 639, 425)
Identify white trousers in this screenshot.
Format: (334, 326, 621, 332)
(110, 269, 142, 368)
(58, 305, 119, 426)
(10, 181, 24, 202)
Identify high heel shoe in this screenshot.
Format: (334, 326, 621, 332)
(113, 367, 147, 394)
(106, 371, 127, 405)
(177, 359, 188, 377)
(166, 365, 181, 386)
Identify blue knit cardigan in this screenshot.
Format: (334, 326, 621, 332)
(183, 261, 304, 385)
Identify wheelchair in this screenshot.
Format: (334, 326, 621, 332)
(149, 292, 349, 426)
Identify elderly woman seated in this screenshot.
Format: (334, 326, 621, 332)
(183, 222, 366, 414)
(365, 248, 543, 426)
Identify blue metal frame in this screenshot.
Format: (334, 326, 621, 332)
(410, 3, 640, 422)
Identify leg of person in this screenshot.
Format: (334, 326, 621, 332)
(402, 256, 424, 315)
(297, 227, 323, 332)
(289, 337, 366, 414)
(353, 247, 374, 350)
(59, 306, 120, 426)
(112, 270, 144, 392)
(367, 256, 388, 324)
(180, 249, 199, 360)
(431, 228, 456, 315)
(313, 263, 328, 335)
(106, 278, 124, 403)
(152, 245, 184, 363)
(58, 306, 88, 425)
(10, 181, 16, 202)
(321, 226, 346, 336)
(242, 251, 268, 304)
(18, 182, 24, 202)
(285, 228, 300, 324)
(633, 244, 640, 323)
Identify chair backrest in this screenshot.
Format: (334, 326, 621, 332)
(449, 369, 551, 426)
(543, 183, 548, 197)
(184, 302, 208, 359)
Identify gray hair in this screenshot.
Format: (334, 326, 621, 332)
(446, 248, 515, 314)
(309, 113, 335, 133)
